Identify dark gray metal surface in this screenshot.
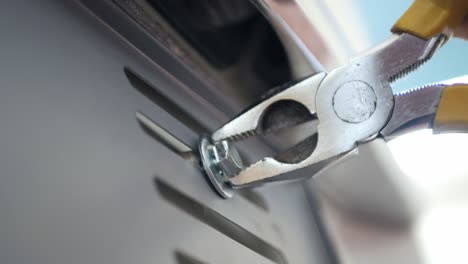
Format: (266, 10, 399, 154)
(0, 1, 331, 263)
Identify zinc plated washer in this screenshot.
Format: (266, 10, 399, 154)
(199, 136, 235, 199)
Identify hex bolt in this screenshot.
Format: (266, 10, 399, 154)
(211, 140, 244, 179)
(199, 136, 244, 198)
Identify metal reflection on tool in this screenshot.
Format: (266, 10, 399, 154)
(199, 0, 468, 200)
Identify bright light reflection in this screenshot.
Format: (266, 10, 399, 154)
(416, 207, 468, 264)
(388, 130, 468, 200)
(389, 131, 468, 264)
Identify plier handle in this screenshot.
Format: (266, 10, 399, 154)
(199, 0, 468, 198)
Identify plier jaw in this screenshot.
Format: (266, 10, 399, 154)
(211, 73, 326, 143)
(199, 0, 468, 199)
(201, 33, 444, 192)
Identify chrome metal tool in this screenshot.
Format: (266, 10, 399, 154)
(200, 0, 468, 198)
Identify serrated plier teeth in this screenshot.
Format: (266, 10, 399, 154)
(211, 73, 326, 142)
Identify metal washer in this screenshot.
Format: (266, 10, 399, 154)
(199, 136, 235, 199)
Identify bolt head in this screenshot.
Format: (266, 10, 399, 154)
(212, 140, 244, 178)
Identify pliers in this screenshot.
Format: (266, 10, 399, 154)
(199, 0, 468, 198)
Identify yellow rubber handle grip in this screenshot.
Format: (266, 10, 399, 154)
(392, 0, 468, 40)
(433, 84, 468, 133)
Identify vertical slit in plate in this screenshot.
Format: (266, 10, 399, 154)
(125, 67, 210, 134)
(155, 177, 288, 264)
(174, 250, 208, 264)
(136, 111, 196, 162)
